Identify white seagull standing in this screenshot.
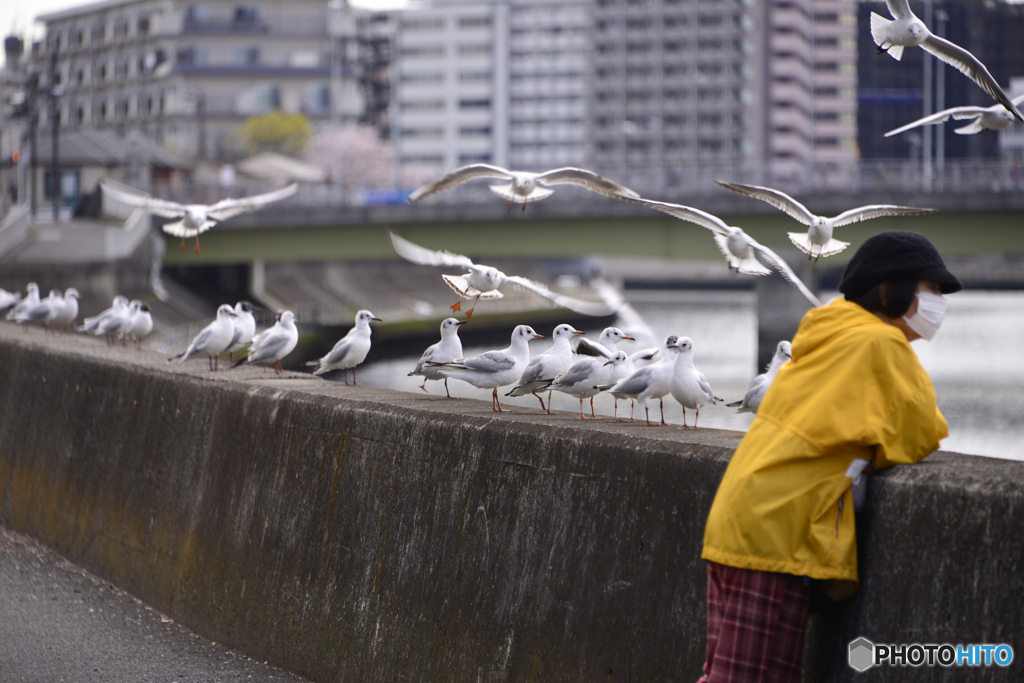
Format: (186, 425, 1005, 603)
(668, 337, 721, 430)
(407, 163, 640, 213)
(602, 351, 635, 421)
(715, 181, 936, 261)
(0, 289, 20, 311)
(121, 300, 154, 349)
(170, 304, 237, 371)
(602, 336, 682, 426)
(48, 287, 81, 333)
(885, 93, 1024, 137)
(96, 298, 139, 344)
(388, 230, 615, 320)
(505, 323, 586, 412)
(234, 310, 299, 375)
(727, 340, 792, 415)
(430, 325, 544, 412)
(870, 0, 1024, 123)
(227, 301, 259, 362)
(78, 295, 129, 342)
(13, 289, 62, 329)
(100, 181, 297, 254)
(306, 310, 382, 385)
(624, 197, 823, 307)
(409, 317, 467, 397)
(6, 282, 40, 325)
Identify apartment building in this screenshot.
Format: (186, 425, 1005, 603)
(2, 0, 364, 166)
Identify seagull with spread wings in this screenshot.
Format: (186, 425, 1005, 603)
(407, 163, 639, 213)
(388, 230, 615, 320)
(100, 181, 297, 254)
(885, 93, 1024, 138)
(624, 197, 822, 307)
(715, 181, 936, 261)
(870, 0, 1024, 123)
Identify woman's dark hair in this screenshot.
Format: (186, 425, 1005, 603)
(847, 278, 918, 319)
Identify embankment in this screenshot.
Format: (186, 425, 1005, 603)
(0, 327, 1020, 682)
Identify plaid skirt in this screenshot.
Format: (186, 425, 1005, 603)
(696, 561, 811, 683)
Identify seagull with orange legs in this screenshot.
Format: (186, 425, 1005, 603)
(388, 230, 614, 320)
(407, 163, 639, 213)
(100, 181, 297, 254)
(233, 310, 298, 375)
(306, 310, 382, 385)
(429, 325, 544, 412)
(409, 317, 467, 397)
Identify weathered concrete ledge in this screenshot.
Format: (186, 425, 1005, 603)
(0, 326, 1021, 682)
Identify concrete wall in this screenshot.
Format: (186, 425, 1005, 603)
(0, 328, 1021, 682)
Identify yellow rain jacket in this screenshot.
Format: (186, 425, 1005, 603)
(702, 298, 948, 599)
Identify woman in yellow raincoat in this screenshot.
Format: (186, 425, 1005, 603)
(697, 232, 961, 683)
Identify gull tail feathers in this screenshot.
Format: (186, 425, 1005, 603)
(787, 232, 850, 258)
(442, 274, 504, 300)
(714, 235, 770, 275)
(870, 14, 903, 60)
(726, 400, 743, 408)
(487, 184, 554, 203)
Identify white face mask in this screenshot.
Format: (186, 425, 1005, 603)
(903, 292, 947, 341)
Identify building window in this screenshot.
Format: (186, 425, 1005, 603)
(458, 44, 490, 56)
(259, 85, 281, 111)
(187, 6, 208, 25)
(235, 47, 260, 67)
(400, 127, 444, 139)
(400, 99, 444, 111)
(401, 18, 444, 30)
(115, 18, 129, 38)
(401, 154, 443, 165)
(459, 98, 491, 110)
(308, 85, 330, 113)
(459, 153, 491, 164)
(92, 22, 106, 42)
(44, 171, 79, 204)
(138, 16, 150, 34)
(178, 47, 208, 66)
(459, 126, 491, 136)
(400, 72, 444, 84)
(401, 45, 445, 57)
(235, 7, 260, 26)
(459, 16, 491, 28)
(459, 70, 491, 83)
(75, 105, 85, 124)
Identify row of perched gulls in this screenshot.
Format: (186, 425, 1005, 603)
(1, 283, 152, 346)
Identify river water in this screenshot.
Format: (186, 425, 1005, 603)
(357, 289, 1024, 461)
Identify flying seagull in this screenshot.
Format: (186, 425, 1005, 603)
(388, 230, 615, 320)
(885, 93, 1024, 137)
(870, 0, 1024, 123)
(715, 181, 936, 261)
(623, 197, 823, 307)
(100, 181, 297, 254)
(407, 163, 640, 212)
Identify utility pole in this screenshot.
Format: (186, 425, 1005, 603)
(935, 10, 948, 181)
(922, 0, 933, 192)
(26, 72, 39, 219)
(50, 51, 60, 221)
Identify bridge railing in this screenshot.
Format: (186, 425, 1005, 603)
(144, 158, 1024, 209)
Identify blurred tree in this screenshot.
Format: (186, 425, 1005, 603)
(235, 112, 312, 156)
(304, 124, 394, 188)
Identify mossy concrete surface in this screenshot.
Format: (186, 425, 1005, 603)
(0, 325, 1021, 682)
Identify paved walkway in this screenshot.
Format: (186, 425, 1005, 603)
(0, 525, 308, 683)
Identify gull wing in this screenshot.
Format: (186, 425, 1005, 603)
(885, 0, 912, 21)
(622, 197, 729, 236)
(831, 204, 936, 228)
(207, 183, 297, 221)
(697, 373, 716, 403)
(551, 359, 599, 389)
(187, 324, 219, 355)
(628, 346, 660, 364)
(574, 337, 615, 360)
(715, 181, 816, 226)
(746, 238, 823, 307)
(249, 329, 293, 363)
(161, 219, 216, 238)
(388, 230, 476, 269)
(456, 350, 516, 374)
(407, 164, 514, 202)
(503, 275, 615, 317)
(609, 365, 656, 397)
(884, 107, 991, 137)
(535, 167, 640, 198)
(100, 181, 185, 218)
(320, 338, 353, 366)
(920, 36, 1024, 123)
(488, 183, 554, 203)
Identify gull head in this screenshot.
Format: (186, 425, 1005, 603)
(602, 327, 635, 344)
(777, 340, 793, 361)
(217, 304, 237, 318)
(279, 310, 296, 325)
(604, 351, 628, 367)
(672, 337, 694, 354)
(128, 299, 143, 313)
(552, 324, 584, 341)
(48, 288, 63, 299)
(514, 325, 544, 342)
(140, 303, 151, 313)
(355, 309, 383, 325)
(514, 175, 537, 195)
(113, 295, 130, 308)
(64, 287, 80, 299)
(26, 282, 39, 295)
(237, 300, 259, 314)
(441, 317, 467, 335)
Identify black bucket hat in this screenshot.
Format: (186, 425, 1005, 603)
(839, 231, 962, 299)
